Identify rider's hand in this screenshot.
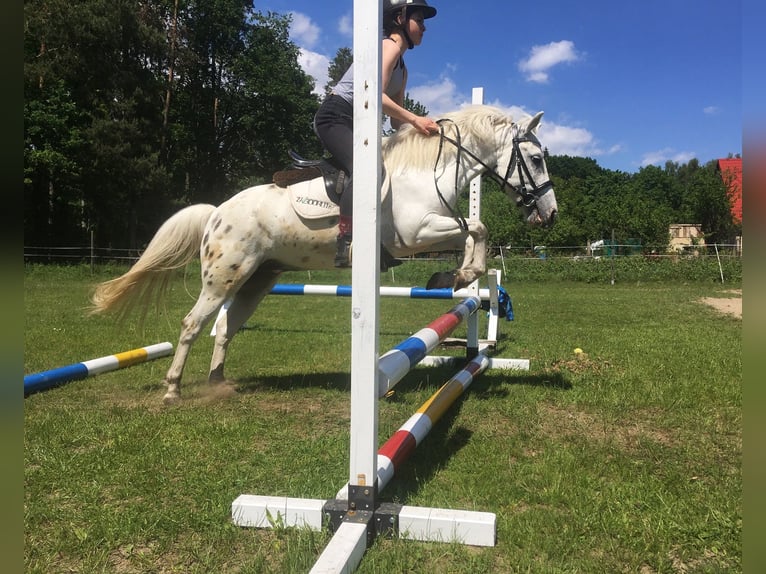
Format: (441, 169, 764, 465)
(412, 116, 440, 136)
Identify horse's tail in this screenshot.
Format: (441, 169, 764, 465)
(90, 203, 217, 318)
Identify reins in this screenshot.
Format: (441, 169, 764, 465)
(434, 119, 468, 231)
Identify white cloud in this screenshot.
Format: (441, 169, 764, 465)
(289, 12, 320, 49)
(640, 148, 696, 167)
(408, 77, 462, 116)
(298, 49, 330, 96)
(538, 123, 598, 156)
(285, 12, 328, 95)
(703, 105, 720, 115)
(339, 13, 352, 37)
(518, 40, 581, 83)
(406, 84, 613, 161)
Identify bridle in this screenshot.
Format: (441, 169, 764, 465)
(433, 119, 554, 222)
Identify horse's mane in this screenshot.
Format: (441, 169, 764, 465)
(382, 104, 513, 174)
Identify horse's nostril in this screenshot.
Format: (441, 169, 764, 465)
(544, 209, 557, 228)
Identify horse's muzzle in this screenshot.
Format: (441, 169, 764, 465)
(527, 206, 557, 228)
(545, 209, 557, 228)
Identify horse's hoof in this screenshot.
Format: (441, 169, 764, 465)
(452, 274, 472, 291)
(426, 270, 457, 290)
(162, 392, 181, 405)
(208, 365, 226, 384)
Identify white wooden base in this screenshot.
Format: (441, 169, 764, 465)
(231, 495, 324, 530)
(232, 494, 497, 572)
(419, 355, 530, 370)
(309, 522, 368, 574)
(398, 506, 496, 546)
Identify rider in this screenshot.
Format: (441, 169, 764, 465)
(313, 0, 441, 268)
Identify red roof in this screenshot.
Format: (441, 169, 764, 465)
(717, 158, 742, 224)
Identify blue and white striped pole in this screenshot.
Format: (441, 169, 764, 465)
(269, 283, 492, 300)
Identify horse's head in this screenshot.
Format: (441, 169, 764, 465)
(497, 111, 557, 228)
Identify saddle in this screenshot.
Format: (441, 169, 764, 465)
(273, 151, 347, 201)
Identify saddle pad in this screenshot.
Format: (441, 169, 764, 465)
(288, 177, 340, 220)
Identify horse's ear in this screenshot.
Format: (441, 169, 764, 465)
(524, 111, 544, 135)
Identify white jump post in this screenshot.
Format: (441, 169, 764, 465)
(465, 86, 485, 358)
(309, 0, 385, 570)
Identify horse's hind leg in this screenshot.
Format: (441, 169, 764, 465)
(208, 268, 282, 385)
(163, 291, 228, 404)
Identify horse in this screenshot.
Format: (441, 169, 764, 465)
(90, 104, 557, 403)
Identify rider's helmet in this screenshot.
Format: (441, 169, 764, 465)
(383, 0, 437, 20)
(383, 0, 437, 48)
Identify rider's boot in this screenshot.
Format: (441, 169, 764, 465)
(335, 233, 353, 268)
(334, 215, 353, 268)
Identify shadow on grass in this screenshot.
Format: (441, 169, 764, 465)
(233, 364, 570, 504)
(237, 321, 438, 340)
(234, 365, 571, 395)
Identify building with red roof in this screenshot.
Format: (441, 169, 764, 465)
(717, 158, 742, 224)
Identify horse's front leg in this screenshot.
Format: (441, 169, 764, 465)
(412, 215, 488, 290)
(454, 220, 488, 288)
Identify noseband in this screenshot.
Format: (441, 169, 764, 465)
(504, 135, 554, 208)
(434, 119, 553, 212)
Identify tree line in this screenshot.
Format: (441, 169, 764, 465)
(24, 0, 740, 253)
(472, 154, 741, 254)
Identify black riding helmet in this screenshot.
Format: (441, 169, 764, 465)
(383, 0, 437, 49)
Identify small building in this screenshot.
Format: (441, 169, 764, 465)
(669, 223, 704, 253)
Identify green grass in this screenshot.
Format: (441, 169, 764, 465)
(24, 262, 741, 573)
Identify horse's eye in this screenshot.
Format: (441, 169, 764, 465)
(532, 155, 543, 166)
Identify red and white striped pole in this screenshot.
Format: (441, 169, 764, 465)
(337, 352, 490, 500)
(377, 296, 481, 397)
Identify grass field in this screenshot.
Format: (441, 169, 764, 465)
(24, 261, 742, 573)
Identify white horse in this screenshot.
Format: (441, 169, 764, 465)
(91, 105, 557, 403)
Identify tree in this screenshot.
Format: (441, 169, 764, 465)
(325, 47, 353, 95)
(24, 0, 322, 248)
(403, 94, 428, 117)
(24, 0, 171, 247)
(24, 81, 88, 245)
(684, 161, 737, 244)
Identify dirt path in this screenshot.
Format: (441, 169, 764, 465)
(699, 289, 742, 319)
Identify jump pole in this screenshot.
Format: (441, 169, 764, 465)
(232, 3, 384, 572)
(211, 273, 503, 346)
(316, 1, 383, 567)
(269, 283, 492, 300)
(211, 268, 529, 364)
(376, 296, 481, 397)
(333, 352, 494, 505)
(24, 342, 174, 396)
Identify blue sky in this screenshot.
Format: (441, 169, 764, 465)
(260, 0, 742, 173)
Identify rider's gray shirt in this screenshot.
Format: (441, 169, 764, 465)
(331, 38, 406, 104)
